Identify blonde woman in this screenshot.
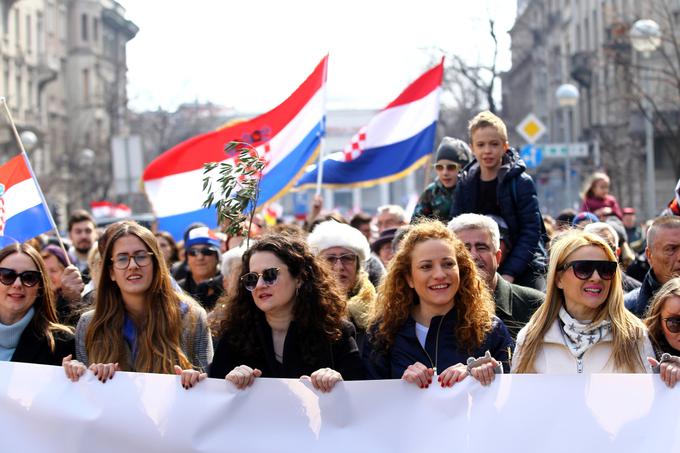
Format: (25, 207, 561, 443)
(63, 221, 213, 389)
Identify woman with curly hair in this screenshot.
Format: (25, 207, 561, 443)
(0, 243, 74, 365)
(362, 220, 513, 388)
(62, 221, 213, 389)
(644, 277, 680, 387)
(208, 234, 364, 392)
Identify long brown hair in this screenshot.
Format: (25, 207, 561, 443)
(85, 221, 191, 373)
(0, 243, 72, 349)
(368, 219, 495, 354)
(644, 277, 680, 354)
(514, 230, 646, 373)
(213, 233, 347, 364)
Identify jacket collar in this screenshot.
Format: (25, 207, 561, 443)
(492, 274, 513, 317)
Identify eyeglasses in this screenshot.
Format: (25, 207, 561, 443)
(560, 260, 617, 281)
(241, 267, 280, 291)
(187, 247, 218, 258)
(434, 163, 460, 172)
(322, 253, 357, 267)
(111, 252, 154, 270)
(0, 267, 41, 287)
(664, 316, 680, 334)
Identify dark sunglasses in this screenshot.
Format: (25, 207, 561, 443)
(187, 247, 218, 257)
(241, 267, 280, 291)
(664, 317, 680, 334)
(323, 253, 357, 267)
(0, 267, 41, 287)
(560, 260, 617, 281)
(434, 163, 460, 172)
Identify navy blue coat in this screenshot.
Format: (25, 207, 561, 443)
(362, 309, 514, 379)
(624, 269, 662, 318)
(451, 149, 547, 279)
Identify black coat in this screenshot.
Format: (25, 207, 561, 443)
(362, 309, 514, 379)
(10, 319, 75, 366)
(625, 269, 662, 318)
(209, 317, 365, 380)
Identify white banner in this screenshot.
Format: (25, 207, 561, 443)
(1, 361, 679, 452)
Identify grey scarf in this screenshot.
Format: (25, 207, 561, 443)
(558, 306, 612, 358)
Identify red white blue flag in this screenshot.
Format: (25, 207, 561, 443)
(296, 59, 443, 189)
(143, 56, 328, 239)
(0, 154, 52, 243)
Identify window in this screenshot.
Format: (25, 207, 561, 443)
(81, 13, 88, 41)
(14, 9, 20, 45)
(37, 13, 44, 56)
(82, 68, 90, 102)
(16, 74, 22, 111)
(93, 18, 99, 41)
(26, 14, 31, 52)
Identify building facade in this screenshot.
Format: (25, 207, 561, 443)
(0, 0, 136, 226)
(502, 0, 679, 217)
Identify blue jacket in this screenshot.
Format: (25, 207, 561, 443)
(362, 309, 514, 379)
(624, 269, 662, 318)
(451, 149, 547, 279)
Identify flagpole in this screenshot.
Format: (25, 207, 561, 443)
(0, 97, 73, 266)
(315, 53, 329, 197)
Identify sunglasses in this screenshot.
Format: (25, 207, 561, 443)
(241, 267, 280, 291)
(664, 317, 680, 334)
(560, 260, 617, 281)
(323, 253, 357, 267)
(112, 252, 154, 270)
(187, 247, 218, 258)
(0, 267, 41, 287)
(434, 163, 460, 172)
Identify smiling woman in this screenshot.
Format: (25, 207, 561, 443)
(362, 220, 513, 388)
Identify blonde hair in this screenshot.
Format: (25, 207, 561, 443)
(368, 219, 495, 354)
(644, 277, 680, 352)
(468, 111, 508, 143)
(514, 230, 646, 373)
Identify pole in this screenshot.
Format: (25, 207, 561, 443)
(562, 107, 572, 210)
(0, 97, 72, 266)
(644, 98, 656, 219)
(315, 134, 325, 196)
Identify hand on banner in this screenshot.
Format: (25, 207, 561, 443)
(438, 363, 469, 388)
(89, 362, 120, 383)
(62, 354, 87, 382)
(61, 265, 84, 303)
(401, 362, 434, 389)
(468, 354, 500, 386)
(301, 368, 343, 393)
(648, 355, 680, 388)
(174, 365, 207, 390)
(225, 365, 262, 389)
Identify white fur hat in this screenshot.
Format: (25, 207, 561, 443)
(307, 220, 371, 263)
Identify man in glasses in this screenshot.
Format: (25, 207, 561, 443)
(626, 216, 680, 318)
(412, 136, 472, 223)
(178, 227, 224, 311)
(449, 213, 544, 340)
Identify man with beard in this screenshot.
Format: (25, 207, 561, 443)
(67, 210, 98, 281)
(449, 213, 544, 339)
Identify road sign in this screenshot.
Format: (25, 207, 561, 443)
(541, 142, 589, 158)
(520, 144, 543, 169)
(516, 113, 547, 144)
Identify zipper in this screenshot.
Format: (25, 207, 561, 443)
(417, 313, 446, 374)
(577, 358, 583, 374)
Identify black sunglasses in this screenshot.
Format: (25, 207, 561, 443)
(187, 247, 218, 257)
(241, 267, 280, 291)
(434, 163, 460, 172)
(0, 267, 41, 287)
(560, 260, 617, 281)
(664, 317, 680, 334)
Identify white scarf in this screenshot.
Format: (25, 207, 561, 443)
(558, 306, 612, 358)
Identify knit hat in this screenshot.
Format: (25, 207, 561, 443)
(41, 244, 75, 268)
(572, 212, 599, 226)
(185, 227, 221, 251)
(435, 137, 472, 166)
(307, 220, 370, 263)
(371, 228, 398, 254)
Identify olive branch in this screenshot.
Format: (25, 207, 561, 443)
(202, 141, 266, 239)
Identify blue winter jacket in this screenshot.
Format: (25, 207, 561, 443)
(450, 149, 547, 279)
(362, 309, 514, 378)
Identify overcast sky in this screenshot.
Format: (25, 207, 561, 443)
(118, 0, 517, 113)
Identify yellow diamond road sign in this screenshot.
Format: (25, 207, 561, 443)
(516, 113, 547, 144)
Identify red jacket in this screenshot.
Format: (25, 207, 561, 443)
(580, 194, 623, 219)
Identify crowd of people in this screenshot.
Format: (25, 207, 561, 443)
(2, 110, 680, 396)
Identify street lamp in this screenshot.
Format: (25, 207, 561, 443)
(556, 83, 580, 210)
(630, 19, 661, 220)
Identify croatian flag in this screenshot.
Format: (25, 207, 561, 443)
(0, 154, 53, 243)
(143, 56, 328, 239)
(296, 59, 443, 189)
